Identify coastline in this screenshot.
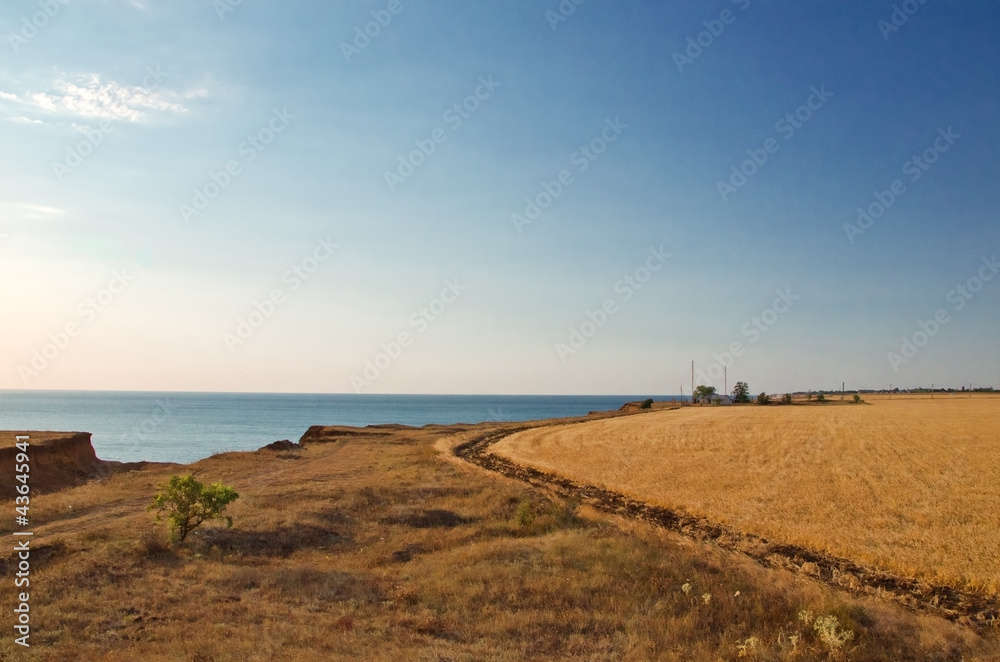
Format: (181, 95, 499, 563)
(0, 392, 662, 464)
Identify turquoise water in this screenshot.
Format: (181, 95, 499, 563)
(0, 391, 678, 464)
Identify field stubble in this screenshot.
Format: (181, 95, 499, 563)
(492, 397, 1000, 599)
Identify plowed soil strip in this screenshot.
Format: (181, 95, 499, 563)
(454, 425, 1000, 631)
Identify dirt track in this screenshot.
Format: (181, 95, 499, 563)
(453, 423, 1000, 632)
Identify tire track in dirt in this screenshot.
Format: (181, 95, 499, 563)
(454, 425, 1000, 632)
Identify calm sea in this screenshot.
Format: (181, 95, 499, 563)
(0, 391, 677, 464)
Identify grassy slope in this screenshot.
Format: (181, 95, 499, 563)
(0, 420, 994, 661)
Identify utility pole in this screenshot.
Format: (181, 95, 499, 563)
(725, 366, 728, 398)
(691, 361, 695, 406)
(842, 381, 845, 401)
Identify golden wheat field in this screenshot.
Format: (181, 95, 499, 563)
(491, 396, 1000, 597)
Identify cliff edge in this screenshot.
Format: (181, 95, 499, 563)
(1, 431, 156, 496)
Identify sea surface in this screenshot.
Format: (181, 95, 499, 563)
(0, 391, 679, 464)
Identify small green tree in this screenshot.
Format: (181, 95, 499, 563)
(757, 392, 771, 405)
(782, 393, 793, 405)
(640, 398, 654, 409)
(732, 381, 750, 403)
(149, 475, 239, 543)
(817, 393, 826, 402)
(853, 393, 862, 404)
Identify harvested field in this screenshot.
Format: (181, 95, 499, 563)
(491, 397, 1000, 599)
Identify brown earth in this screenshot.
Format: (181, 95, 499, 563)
(0, 414, 997, 660)
(0, 431, 169, 495)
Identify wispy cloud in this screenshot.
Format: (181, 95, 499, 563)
(3, 116, 43, 125)
(0, 73, 188, 123)
(0, 202, 67, 221)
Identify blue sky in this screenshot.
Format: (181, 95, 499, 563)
(1, 0, 998, 395)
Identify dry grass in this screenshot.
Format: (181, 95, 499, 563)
(0, 420, 996, 660)
(492, 396, 1000, 597)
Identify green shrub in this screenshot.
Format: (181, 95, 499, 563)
(757, 392, 771, 405)
(817, 393, 826, 402)
(149, 475, 239, 543)
(514, 497, 536, 527)
(782, 393, 792, 405)
(640, 398, 654, 409)
(853, 393, 862, 403)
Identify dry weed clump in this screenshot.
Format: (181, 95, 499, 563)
(512, 494, 581, 532)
